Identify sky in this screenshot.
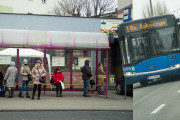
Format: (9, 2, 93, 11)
(133, 0, 180, 20)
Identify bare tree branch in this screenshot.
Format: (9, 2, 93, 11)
(142, 0, 169, 18)
(49, 0, 116, 17)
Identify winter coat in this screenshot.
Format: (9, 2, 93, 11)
(98, 66, 106, 86)
(32, 64, 46, 85)
(21, 64, 31, 81)
(4, 66, 17, 88)
(52, 71, 64, 85)
(0, 71, 4, 86)
(81, 60, 92, 80)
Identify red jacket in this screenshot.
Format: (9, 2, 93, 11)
(52, 71, 64, 84)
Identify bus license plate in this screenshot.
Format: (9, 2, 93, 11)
(148, 75, 160, 80)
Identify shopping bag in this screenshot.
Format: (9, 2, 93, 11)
(60, 81, 65, 90)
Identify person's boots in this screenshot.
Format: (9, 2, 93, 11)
(7, 90, 11, 98)
(31, 92, 35, 100)
(56, 91, 58, 97)
(11, 89, 14, 98)
(60, 92, 62, 97)
(37, 91, 41, 100)
(18, 93, 24, 98)
(26, 93, 31, 98)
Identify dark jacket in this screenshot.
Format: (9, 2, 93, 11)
(81, 60, 92, 80)
(0, 71, 4, 86)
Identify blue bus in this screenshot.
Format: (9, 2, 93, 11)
(117, 14, 180, 85)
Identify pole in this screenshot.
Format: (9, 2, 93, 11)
(70, 50, 73, 90)
(149, 0, 153, 16)
(106, 50, 108, 99)
(124, 78, 127, 99)
(44, 49, 46, 95)
(16, 49, 19, 90)
(96, 50, 98, 94)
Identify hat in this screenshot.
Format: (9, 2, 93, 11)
(23, 59, 28, 64)
(36, 60, 42, 64)
(10, 61, 15, 66)
(55, 67, 60, 71)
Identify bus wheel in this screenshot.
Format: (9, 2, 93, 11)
(116, 82, 121, 95)
(140, 80, 148, 86)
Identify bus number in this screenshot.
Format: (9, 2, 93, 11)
(126, 26, 130, 32)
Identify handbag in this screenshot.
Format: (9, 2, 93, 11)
(60, 81, 65, 90)
(50, 77, 54, 84)
(23, 66, 32, 81)
(90, 79, 95, 85)
(37, 68, 45, 83)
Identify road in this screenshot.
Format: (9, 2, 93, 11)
(133, 77, 180, 120)
(0, 111, 132, 120)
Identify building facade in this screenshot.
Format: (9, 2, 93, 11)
(117, 0, 133, 19)
(0, 0, 58, 15)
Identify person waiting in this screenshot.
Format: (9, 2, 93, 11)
(31, 60, 46, 100)
(18, 59, 31, 98)
(98, 62, 106, 94)
(52, 67, 64, 97)
(81, 60, 92, 97)
(4, 61, 17, 98)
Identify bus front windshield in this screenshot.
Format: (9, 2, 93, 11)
(120, 27, 179, 65)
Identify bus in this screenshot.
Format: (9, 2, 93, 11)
(117, 14, 180, 85)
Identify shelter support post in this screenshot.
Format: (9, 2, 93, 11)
(44, 49, 46, 95)
(124, 78, 127, 99)
(106, 50, 108, 99)
(70, 50, 73, 90)
(96, 50, 98, 93)
(16, 49, 19, 90)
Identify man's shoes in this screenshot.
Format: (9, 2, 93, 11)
(18, 93, 24, 98)
(84, 95, 91, 97)
(26, 93, 31, 98)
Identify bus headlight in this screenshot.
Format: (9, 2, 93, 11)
(124, 72, 136, 76)
(169, 64, 180, 69)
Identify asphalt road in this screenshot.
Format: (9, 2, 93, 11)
(0, 111, 132, 120)
(133, 77, 180, 120)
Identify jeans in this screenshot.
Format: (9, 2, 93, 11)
(20, 81, 29, 93)
(83, 80, 89, 96)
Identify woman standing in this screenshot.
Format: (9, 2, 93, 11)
(18, 59, 31, 98)
(4, 61, 17, 98)
(53, 67, 64, 97)
(31, 60, 46, 100)
(98, 62, 106, 94)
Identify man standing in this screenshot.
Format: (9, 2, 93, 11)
(81, 60, 92, 97)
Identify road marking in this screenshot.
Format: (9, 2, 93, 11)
(177, 90, 180, 93)
(151, 104, 166, 114)
(134, 85, 165, 106)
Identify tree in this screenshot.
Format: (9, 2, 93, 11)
(142, 0, 169, 18)
(50, 0, 116, 17)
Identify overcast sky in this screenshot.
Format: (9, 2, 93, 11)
(133, 0, 180, 20)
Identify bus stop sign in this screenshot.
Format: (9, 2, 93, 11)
(123, 7, 131, 23)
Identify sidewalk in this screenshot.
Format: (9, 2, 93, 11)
(0, 91, 132, 111)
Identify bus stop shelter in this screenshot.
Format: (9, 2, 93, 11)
(0, 29, 110, 98)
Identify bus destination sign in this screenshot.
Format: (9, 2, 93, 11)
(125, 19, 168, 33)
